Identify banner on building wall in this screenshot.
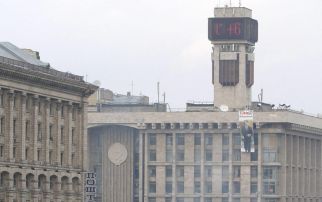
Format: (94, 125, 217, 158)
(84, 172, 97, 202)
(239, 110, 255, 153)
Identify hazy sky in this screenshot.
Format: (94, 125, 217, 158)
(1, 0, 322, 114)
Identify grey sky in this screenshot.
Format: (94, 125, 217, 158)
(1, 0, 322, 114)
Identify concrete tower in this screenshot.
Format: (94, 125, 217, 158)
(209, 7, 258, 109)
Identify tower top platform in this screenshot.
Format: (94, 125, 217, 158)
(214, 7, 252, 18)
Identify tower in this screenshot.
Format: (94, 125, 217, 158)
(209, 7, 258, 109)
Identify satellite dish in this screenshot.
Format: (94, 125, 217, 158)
(93, 80, 101, 86)
(219, 105, 229, 112)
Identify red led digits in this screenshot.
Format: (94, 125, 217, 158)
(227, 23, 241, 36)
(214, 23, 224, 36)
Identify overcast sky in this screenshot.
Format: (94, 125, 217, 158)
(1, 0, 322, 114)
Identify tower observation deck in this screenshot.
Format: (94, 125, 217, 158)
(209, 7, 258, 110)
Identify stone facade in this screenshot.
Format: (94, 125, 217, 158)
(0, 47, 97, 201)
(87, 110, 322, 202)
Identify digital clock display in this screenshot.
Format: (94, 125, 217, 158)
(208, 17, 258, 43)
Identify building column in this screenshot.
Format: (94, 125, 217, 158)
(32, 96, 39, 162)
(200, 132, 205, 202)
(228, 132, 233, 202)
(81, 101, 88, 171)
(257, 131, 262, 202)
(21, 93, 27, 163)
(144, 132, 149, 202)
(7, 91, 14, 161)
(67, 102, 73, 167)
(56, 101, 62, 166)
(139, 132, 144, 202)
(44, 98, 50, 164)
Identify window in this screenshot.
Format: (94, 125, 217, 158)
(251, 166, 257, 178)
(0, 145, 3, 157)
(13, 95, 17, 108)
(177, 182, 184, 193)
(37, 123, 42, 141)
(166, 149, 173, 162)
(222, 198, 229, 202)
(37, 149, 40, 161)
(60, 126, 64, 144)
(205, 181, 212, 193)
(233, 149, 241, 161)
(176, 134, 184, 145)
(0, 93, 3, 107)
(25, 148, 28, 160)
(71, 128, 75, 145)
(263, 167, 277, 179)
(233, 181, 240, 193)
(251, 182, 257, 193)
(50, 103, 54, 115)
(263, 182, 276, 194)
(194, 148, 201, 162)
(205, 134, 213, 145)
(222, 181, 229, 193)
(176, 148, 184, 161)
(166, 198, 172, 202)
(194, 166, 201, 178)
(166, 134, 173, 145)
(222, 166, 229, 179)
(25, 121, 30, 140)
(222, 135, 229, 145)
(49, 125, 53, 141)
(12, 145, 17, 158)
(205, 166, 212, 178)
(149, 182, 156, 193)
(176, 198, 184, 202)
(49, 151, 52, 164)
(233, 166, 241, 178)
(0, 117, 4, 134)
(222, 149, 229, 161)
(205, 198, 212, 202)
(149, 134, 156, 145)
(233, 134, 241, 145)
(219, 59, 239, 86)
(251, 149, 258, 161)
(60, 152, 64, 165)
(250, 198, 258, 202)
(166, 166, 172, 177)
(176, 166, 184, 178)
(263, 149, 277, 162)
(194, 134, 201, 145)
(149, 198, 156, 202)
(205, 149, 213, 161)
(194, 181, 200, 193)
(194, 198, 201, 202)
(72, 107, 76, 120)
(149, 149, 156, 161)
(38, 101, 41, 114)
(233, 198, 240, 202)
(166, 182, 172, 193)
(13, 119, 16, 137)
(61, 105, 64, 117)
(149, 166, 156, 177)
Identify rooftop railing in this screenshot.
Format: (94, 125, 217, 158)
(0, 55, 84, 82)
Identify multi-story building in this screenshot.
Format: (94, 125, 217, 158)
(0, 42, 97, 201)
(87, 6, 322, 202)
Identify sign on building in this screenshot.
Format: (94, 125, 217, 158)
(239, 110, 255, 153)
(84, 172, 97, 202)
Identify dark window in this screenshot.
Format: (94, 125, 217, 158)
(246, 56, 254, 87)
(176, 134, 185, 145)
(0, 117, 4, 134)
(222, 135, 229, 145)
(166, 182, 172, 193)
(222, 181, 229, 193)
(233, 181, 240, 193)
(176, 166, 184, 178)
(149, 182, 156, 193)
(149, 166, 156, 177)
(166, 134, 173, 145)
(219, 58, 239, 86)
(149, 149, 156, 161)
(177, 182, 184, 193)
(166, 149, 173, 162)
(194, 134, 201, 145)
(166, 166, 172, 177)
(233, 166, 241, 178)
(251, 166, 258, 178)
(233, 149, 241, 161)
(222, 149, 229, 161)
(205, 166, 212, 178)
(149, 134, 156, 145)
(176, 148, 184, 161)
(251, 182, 257, 193)
(194, 181, 200, 193)
(205, 149, 213, 161)
(205, 134, 213, 145)
(194, 166, 201, 178)
(205, 181, 212, 193)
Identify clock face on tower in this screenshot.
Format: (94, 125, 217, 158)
(208, 17, 258, 43)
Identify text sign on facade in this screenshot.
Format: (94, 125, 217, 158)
(239, 110, 255, 153)
(208, 17, 258, 43)
(84, 172, 97, 202)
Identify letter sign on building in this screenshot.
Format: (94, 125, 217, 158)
(208, 17, 258, 43)
(84, 172, 97, 202)
(239, 110, 255, 153)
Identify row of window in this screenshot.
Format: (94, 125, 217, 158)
(147, 198, 262, 202)
(0, 118, 76, 145)
(0, 93, 78, 119)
